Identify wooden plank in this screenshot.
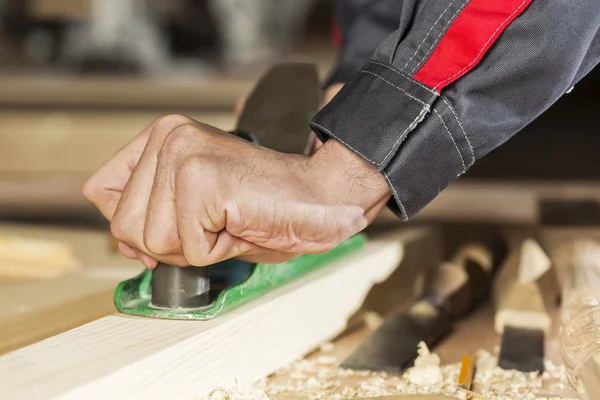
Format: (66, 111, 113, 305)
(0, 175, 93, 213)
(0, 278, 117, 355)
(10, 178, 600, 221)
(0, 110, 235, 213)
(0, 111, 235, 174)
(28, 0, 92, 19)
(0, 223, 138, 271)
(0, 235, 80, 279)
(0, 75, 251, 109)
(410, 181, 600, 223)
(0, 229, 435, 399)
(0, 224, 142, 354)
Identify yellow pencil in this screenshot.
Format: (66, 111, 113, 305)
(458, 354, 475, 390)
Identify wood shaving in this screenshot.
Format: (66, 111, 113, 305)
(203, 385, 270, 400)
(319, 342, 335, 352)
(406, 342, 444, 385)
(256, 342, 576, 400)
(363, 311, 384, 330)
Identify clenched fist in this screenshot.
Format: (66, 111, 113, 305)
(83, 114, 390, 267)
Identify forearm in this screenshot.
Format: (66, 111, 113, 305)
(313, 0, 600, 219)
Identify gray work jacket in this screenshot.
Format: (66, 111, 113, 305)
(311, 0, 600, 219)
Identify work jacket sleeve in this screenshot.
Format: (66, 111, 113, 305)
(311, 0, 600, 220)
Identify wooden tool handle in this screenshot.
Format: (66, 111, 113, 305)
(492, 239, 551, 334)
(450, 243, 497, 316)
(452, 243, 495, 276)
(410, 262, 468, 318)
(417, 262, 468, 299)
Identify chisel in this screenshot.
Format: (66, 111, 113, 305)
(493, 239, 551, 373)
(342, 236, 506, 374)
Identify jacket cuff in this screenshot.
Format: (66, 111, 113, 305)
(310, 61, 474, 220)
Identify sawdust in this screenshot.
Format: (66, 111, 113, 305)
(203, 385, 270, 400)
(256, 343, 576, 400)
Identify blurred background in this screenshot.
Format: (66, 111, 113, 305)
(0, 0, 598, 227)
(0, 0, 336, 226)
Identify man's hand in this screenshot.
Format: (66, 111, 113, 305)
(83, 114, 390, 267)
(82, 115, 196, 268)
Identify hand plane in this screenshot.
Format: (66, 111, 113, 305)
(114, 63, 368, 320)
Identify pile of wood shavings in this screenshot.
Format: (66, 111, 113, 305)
(204, 385, 270, 400)
(249, 342, 575, 400)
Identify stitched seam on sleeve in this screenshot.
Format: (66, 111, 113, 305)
(310, 122, 380, 167)
(315, 69, 432, 169)
(441, 96, 475, 166)
(313, 101, 429, 170)
(359, 70, 427, 105)
(382, 170, 408, 220)
(401, 0, 459, 72)
(381, 105, 430, 167)
(433, 0, 529, 89)
(368, 61, 439, 95)
(410, 0, 471, 75)
(433, 109, 465, 173)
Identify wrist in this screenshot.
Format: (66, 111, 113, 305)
(322, 83, 344, 106)
(309, 139, 391, 221)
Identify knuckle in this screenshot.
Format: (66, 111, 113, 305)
(81, 178, 98, 202)
(143, 230, 176, 256)
(143, 234, 164, 255)
(150, 114, 194, 144)
(110, 217, 129, 243)
(153, 114, 192, 131)
(175, 155, 203, 178)
(161, 123, 198, 155)
(185, 251, 211, 267)
(181, 235, 215, 267)
(175, 156, 223, 199)
(177, 155, 220, 181)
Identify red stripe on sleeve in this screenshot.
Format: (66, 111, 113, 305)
(331, 19, 342, 48)
(413, 0, 533, 91)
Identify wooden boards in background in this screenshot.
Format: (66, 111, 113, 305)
(0, 235, 80, 279)
(0, 111, 235, 175)
(0, 228, 438, 399)
(369, 181, 600, 226)
(0, 75, 251, 109)
(0, 111, 235, 213)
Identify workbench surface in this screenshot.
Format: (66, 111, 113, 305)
(259, 304, 577, 400)
(0, 224, 579, 399)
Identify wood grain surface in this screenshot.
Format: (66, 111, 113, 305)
(0, 223, 142, 354)
(0, 230, 428, 399)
